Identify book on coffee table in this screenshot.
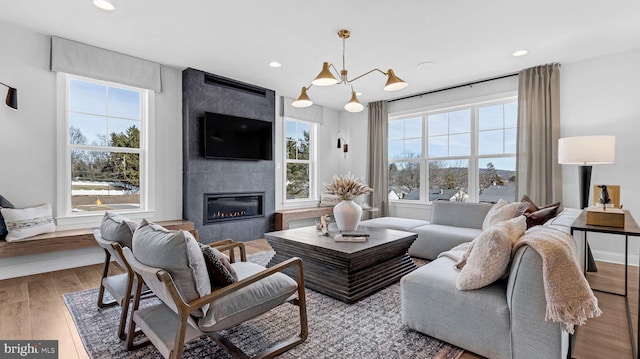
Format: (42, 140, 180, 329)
(333, 235, 368, 242)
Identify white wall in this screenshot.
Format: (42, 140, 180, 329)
(0, 20, 183, 278)
(560, 48, 640, 265)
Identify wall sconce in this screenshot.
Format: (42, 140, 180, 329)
(0, 82, 18, 111)
(337, 135, 348, 153)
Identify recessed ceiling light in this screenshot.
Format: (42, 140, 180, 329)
(93, 0, 116, 11)
(512, 50, 528, 57)
(269, 61, 282, 68)
(356, 92, 362, 96)
(417, 61, 436, 69)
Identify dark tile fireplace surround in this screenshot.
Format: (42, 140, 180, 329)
(182, 68, 275, 243)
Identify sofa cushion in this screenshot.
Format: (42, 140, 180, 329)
(133, 219, 211, 317)
(401, 257, 511, 359)
(99, 212, 138, 248)
(520, 195, 561, 229)
(1, 203, 56, 242)
(358, 217, 429, 231)
(430, 201, 493, 229)
(408, 224, 483, 260)
(457, 216, 527, 290)
(482, 199, 528, 230)
(198, 261, 298, 331)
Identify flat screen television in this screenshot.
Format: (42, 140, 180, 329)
(203, 112, 273, 160)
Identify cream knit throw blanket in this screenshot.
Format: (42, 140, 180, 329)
(514, 226, 602, 333)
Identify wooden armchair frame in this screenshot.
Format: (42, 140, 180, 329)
(124, 242, 308, 359)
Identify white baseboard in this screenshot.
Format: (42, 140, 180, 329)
(0, 247, 105, 280)
(592, 249, 639, 267)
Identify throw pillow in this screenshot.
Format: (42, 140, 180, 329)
(1, 203, 56, 242)
(132, 219, 211, 317)
(99, 212, 138, 248)
(199, 244, 238, 288)
(482, 199, 529, 230)
(456, 216, 527, 290)
(319, 193, 341, 207)
(520, 195, 561, 229)
(0, 194, 15, 240)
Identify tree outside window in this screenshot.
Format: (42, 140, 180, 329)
(285, 119, 314, 200)
(66, 77, 144, 213)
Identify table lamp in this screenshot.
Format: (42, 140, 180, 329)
(558, 135, 616, 209)
(558, 135, 615, 272)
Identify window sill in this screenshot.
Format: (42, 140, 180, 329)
(55, 210, 156, 230)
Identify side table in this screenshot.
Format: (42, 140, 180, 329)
(571, 210, 640, 359)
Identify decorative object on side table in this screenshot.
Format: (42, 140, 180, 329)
(323, 173, 373, 231)
(586, 184, 624, 227)
(316, 214, 331, 235)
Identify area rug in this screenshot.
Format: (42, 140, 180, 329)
(63, 251, 462, 359)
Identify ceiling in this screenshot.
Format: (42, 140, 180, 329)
(1, 1, 640, 111)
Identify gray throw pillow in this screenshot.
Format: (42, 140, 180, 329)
(99, 212, 138, 248)
(132, 219, 211, 317)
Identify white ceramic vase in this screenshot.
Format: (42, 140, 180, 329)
(333, 200, 362, 231)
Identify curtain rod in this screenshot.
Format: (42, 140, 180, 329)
(387, 72, 519, 103)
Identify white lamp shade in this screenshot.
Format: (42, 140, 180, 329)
(558, 135, 616, 164)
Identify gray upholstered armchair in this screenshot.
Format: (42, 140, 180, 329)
(122, 220, 308, 359)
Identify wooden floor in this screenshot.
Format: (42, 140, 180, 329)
(0, 239, 636, 359)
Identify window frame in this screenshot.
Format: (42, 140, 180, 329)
(282, 117, 317, 205)
(388, 95, 517, 204)
(56, 73, 155, 227)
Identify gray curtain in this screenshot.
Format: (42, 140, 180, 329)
(516, 64, 562, 205)
(367, 101, 389, 217)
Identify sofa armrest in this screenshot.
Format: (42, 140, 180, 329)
(506, 245, 568, 359)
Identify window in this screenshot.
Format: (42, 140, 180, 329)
(388, 98, 517, 203)
(58, 74, 150, 218)
(284, 118, 316, 201)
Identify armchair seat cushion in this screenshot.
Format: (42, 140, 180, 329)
(198, 262, 298, 332)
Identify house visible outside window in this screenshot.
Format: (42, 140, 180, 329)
(284, 118, 316, 201)
(388, 98, 517, 203)
(59, 74, 149, 217)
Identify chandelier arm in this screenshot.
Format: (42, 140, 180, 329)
(347, 68, 387, 83)
(328, 63, 346, 85)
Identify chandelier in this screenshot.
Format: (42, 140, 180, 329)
(292, 29, 408, 113)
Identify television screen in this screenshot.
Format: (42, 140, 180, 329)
(203, 112, 273, 160)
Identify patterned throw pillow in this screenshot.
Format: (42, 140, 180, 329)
(200, 244, 238, 288)
(520, 195, 561, 229)
(482, 199, 529, 230)
(0, 195, 15, 240)
(1, 203, 56, 242)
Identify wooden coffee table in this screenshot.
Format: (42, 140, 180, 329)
(264, 226, 417, 303)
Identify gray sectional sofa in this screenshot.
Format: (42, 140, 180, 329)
(363, 202, 583, 359)
(359, 201, 493, 260)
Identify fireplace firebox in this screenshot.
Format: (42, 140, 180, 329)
(204, 192, 265, 224)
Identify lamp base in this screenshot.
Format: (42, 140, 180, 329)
(579, 165, 598, 272)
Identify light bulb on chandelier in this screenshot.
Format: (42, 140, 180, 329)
(292, 29, 408, 113)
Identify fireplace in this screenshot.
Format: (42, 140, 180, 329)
(204, 192, 264, 224)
